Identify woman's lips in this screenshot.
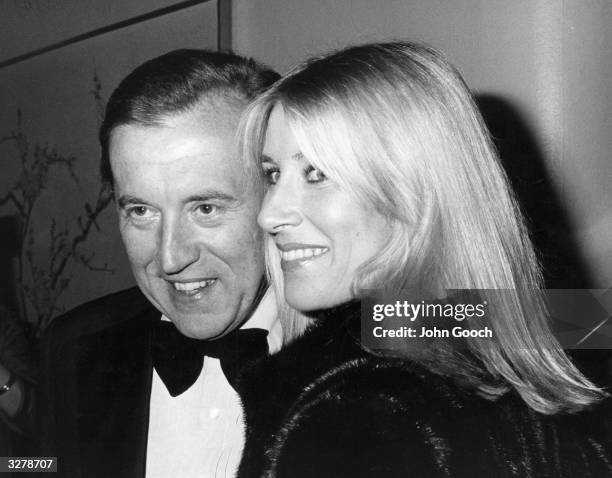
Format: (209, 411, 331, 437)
(276, 243, 329, 272)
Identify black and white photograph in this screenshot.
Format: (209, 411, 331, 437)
(1, 1, 611, 476)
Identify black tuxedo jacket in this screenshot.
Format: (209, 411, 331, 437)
(40, 287, 159, 478)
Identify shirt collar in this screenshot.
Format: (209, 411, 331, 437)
(240, 287, 282, 353)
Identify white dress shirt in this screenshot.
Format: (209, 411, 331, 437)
(145, 288, 281, 478)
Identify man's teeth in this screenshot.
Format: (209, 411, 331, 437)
(280, 247, 329, 262)
(173, 280, 215, 291)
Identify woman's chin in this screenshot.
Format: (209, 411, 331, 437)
(286, 295, 322, 313)
(285, 288, 352, 313)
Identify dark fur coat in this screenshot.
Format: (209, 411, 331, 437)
(236, 302, 612, 478)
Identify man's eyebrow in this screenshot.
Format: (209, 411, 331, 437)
(117, 195, 149, 209)
(186, 192, 237, 203)
(117, 192, 238, 209)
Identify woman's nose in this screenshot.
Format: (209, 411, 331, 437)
(258, 182, 302, 234)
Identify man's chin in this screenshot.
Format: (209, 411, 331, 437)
(168, 313, 239, 340)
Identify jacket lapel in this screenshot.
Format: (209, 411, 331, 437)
(74, 306, 158, 478)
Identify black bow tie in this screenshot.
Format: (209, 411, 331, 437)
(151, 320, 269, 397)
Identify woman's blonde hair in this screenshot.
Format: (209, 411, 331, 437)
(240, 41, 606, 414)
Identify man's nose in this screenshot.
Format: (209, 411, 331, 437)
(158, 218, 200, 275)
(257, 182, 302, 233)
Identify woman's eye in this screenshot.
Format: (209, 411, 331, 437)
(262, 164, 280, 185)
(305, 166, 327, 183)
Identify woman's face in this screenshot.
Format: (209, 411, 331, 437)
(257, 105, 389, 311)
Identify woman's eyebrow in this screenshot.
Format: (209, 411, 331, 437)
(260, 152, 305, 162)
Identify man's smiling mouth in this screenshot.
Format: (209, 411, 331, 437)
(171, 279, 217, 294)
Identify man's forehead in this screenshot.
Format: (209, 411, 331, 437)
(107, 93, 256, 194)
(170, 94, 247, 129)
(112, 151, 252, 206)
(109, 132, 257, 202)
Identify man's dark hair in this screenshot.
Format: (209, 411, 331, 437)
(99, 49, 279, 191)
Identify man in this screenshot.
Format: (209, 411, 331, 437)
(40, 49, 280, 478)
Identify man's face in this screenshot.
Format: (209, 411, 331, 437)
(109, 103, 264, 339)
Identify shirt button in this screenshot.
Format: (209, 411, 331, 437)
(209, 407, 221, 420)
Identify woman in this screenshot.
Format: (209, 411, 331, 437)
(237, 42, 612, 477)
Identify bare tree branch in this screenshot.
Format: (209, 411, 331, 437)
(0, 77, 114, 332)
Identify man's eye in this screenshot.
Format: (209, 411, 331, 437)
(127, 206, 154, 219)
(196, 204, 218, 215)
(305, 166, 327, 183)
